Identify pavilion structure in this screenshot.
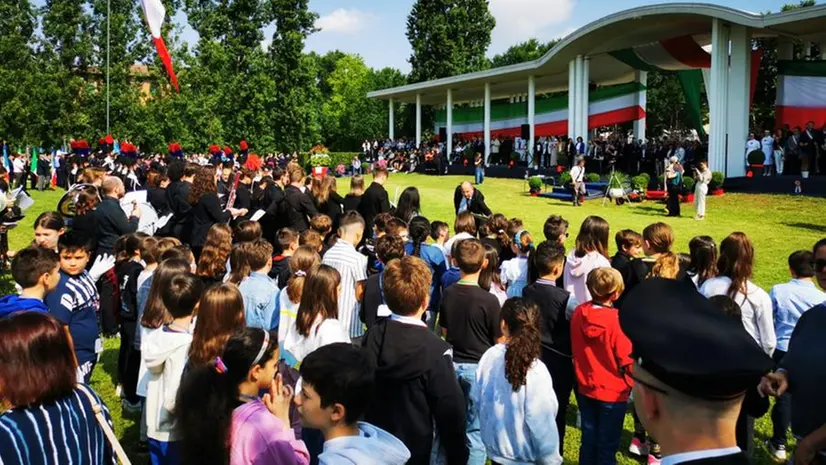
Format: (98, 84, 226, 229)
(367, 3, 826, 178)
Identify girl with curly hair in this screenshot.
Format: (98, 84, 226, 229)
(473, 298, 561, 465)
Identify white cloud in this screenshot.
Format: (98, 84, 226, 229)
(315, 8, 377, 34)
(488, 0, 576, 54)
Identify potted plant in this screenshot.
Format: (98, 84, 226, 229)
(528, 176, 543, 196)
(509, 152, 521, 168)
(710, 171, 725, 195)
(747, 150, 764, 177)
(586, 172, 601, 183)
(682, 177, 695, 203)
(309, 145, 331, 178)
(361, 161, 372, 174)
(632, 174, 650, 192)
(801, 154, 811, 179)
(559, 171, 572, 188)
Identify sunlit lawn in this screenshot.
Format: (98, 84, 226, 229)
(5, 177, 825, 464)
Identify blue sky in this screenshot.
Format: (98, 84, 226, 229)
(34, 0, 791, 71)
(247, 0, 786, 71)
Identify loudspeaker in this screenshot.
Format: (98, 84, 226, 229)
(521, 124, 530, 140)
(439, 127, 447, 142)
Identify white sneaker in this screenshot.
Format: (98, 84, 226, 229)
(767, 442, 786, 463)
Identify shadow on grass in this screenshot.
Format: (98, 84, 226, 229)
(782, 222, 826, 233)
(98, 340, 120, 386)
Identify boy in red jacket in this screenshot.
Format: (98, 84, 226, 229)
(571, 267, 633, 465)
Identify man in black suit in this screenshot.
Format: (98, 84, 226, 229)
(621, 280, 773, 465)
(453, 181, 492, 217)
(800, 121, 818, 175)
(283, 166, 317, 232)
(358, 166, 391, 233)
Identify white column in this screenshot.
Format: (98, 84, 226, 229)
(726, 25, 751, 178)
(708, 18, 730, 175)
(388, 98, 395, 141)
(568, 59, 577, 140)
(633, 70, 647, 142)
(446, 89, 453, 161)
(415, 93, 421, 149)
(528, 76, 536, 160)
(484, 82, 491, 164)
(580, 57, 590, 144)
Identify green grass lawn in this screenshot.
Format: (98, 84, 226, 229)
(4, 176, 825, 464)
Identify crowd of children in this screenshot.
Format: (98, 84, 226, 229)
(1, 168, 826, 465)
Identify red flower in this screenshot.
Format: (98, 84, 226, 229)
(746, 170, 753, 178)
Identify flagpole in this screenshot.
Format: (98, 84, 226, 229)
(106, 0, 111, 134)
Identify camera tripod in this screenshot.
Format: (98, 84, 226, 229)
(602, 165, 631, 207)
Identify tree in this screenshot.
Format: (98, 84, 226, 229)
(268, 0, 318, 152)
(645, 70, 703, 139)
(0, 0, 40, 144)
(489, 39, 557, 68)
(406, 0, 495, 83)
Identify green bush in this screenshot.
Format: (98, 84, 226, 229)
(682, 176, 695, 193)
(639, 172, 651, 184)
(528, 176, 543, 190)
(710, 171, 725, 189)
(657, 174, 665, 189)
(586, 173, 601, 183)
(632, 175, 650, 191)
(361, 162, 371, 174)
(608, 172, 629, 189)
(747, 150, 764, 165)
(300, 152, 361, 170)
(559, 171, 572, 186)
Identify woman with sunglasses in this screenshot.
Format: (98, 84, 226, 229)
(175, 328, 308, 465)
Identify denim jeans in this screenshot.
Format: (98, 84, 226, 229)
(771, 349, 791, 448)
(455, 362, 486, 465)
(577, 392, 627, 465)
(475, 167, 484, 184)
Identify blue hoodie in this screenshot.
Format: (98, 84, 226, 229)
(0, 295, 48, 319)
(319, 422, 411, 465)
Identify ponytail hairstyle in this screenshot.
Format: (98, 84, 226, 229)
(227, 242, 253, 285)
(648, 252, 680, 279)
(487, 213, 510, 250)
(141, 258, 191, 329)
(114, 232, 146, 267)
(718, 232, 754, 299)
(501, 298, 541, 391)
(296, 265, 341, 337)
(408, 216, 431, 258)
(513, 230, 533, 255)
(287, 246, 321, 305)
(479, 244, 503, 293)
(688, 235, 718, 286)
(175, 328, 278, 465)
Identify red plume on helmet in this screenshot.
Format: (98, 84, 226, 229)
(239, 140, 249, 152)
(209, 144, 221, 155)
(120, 142, 138, 157)
(168, 142, 183, 158)
(71, 140, 91, 156)
(223, 146, 233, 155)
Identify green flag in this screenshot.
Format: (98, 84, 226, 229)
(677, 70, 706, 138)
(31, 146, 38, 174)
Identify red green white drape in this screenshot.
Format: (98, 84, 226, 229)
(775, 60, 826, 129)
(434, 82, 646, 138)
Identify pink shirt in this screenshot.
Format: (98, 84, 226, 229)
(230, 399, 309, 465)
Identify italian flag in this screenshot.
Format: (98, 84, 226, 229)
(775, 61, 826, 129)
(141, 0, 179, 91)
(434, 82, 646, 138)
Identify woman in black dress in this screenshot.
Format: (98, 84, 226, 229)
(342, 175, 364, 212)
(188, 166, 246, 260)
(312, 175, 343, 231)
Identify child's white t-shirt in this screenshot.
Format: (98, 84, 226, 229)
(500, 257, 530, 298)
(281, 316, 349, 367)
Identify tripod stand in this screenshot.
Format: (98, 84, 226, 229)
(602, 164, 631, 207)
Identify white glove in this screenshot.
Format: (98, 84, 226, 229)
(89, 254, 116, 282)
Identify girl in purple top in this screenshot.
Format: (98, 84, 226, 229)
(175, 328, 309, 465)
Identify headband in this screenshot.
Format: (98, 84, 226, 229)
(252, 329, 270, 366)
(514, 230, 535, 250)
(295, 270, 307, 277)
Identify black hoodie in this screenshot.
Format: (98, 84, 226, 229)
(362, 318, 469, 465)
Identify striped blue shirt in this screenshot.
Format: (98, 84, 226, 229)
(0, 386, 116, 465)
(322, 239, 368, 339)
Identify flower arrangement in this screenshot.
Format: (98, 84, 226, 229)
(309, 145, 331, 167)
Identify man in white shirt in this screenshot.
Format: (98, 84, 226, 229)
(570, 157, 586, 207)
(745, 133, 761, 167)
(322, 211, 368, 341)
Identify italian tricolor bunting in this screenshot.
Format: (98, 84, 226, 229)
(775, 61, 826, 129)
(433, 82, 646, 138)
